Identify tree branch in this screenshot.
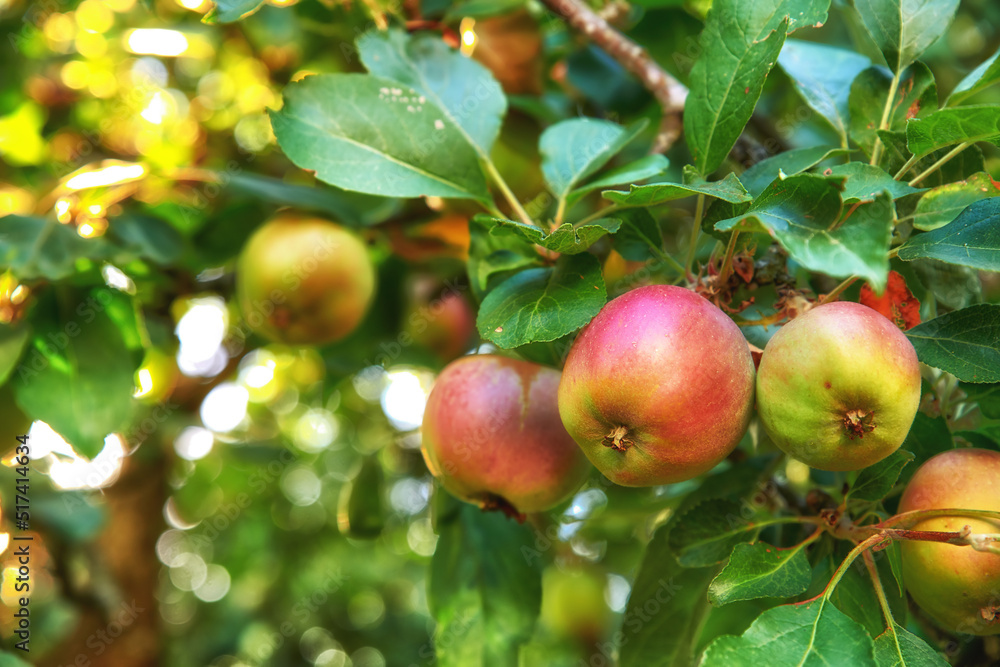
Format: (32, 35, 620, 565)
(539, 0, 688, 152)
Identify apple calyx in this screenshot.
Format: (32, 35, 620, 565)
(842, 408, 876, 439)
(603, 426, 635, 453)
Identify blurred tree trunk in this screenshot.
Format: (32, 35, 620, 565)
(41, 453, 166, 667)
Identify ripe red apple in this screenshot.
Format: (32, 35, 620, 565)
(557, 285, 755, 487)
(236, 214, 375, 345)
(421, 355, 590, 516)
(898, 448, 1000, 636)
(756, 301, 920, 471)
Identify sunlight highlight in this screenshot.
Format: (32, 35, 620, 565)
(125, 29, 189, 57)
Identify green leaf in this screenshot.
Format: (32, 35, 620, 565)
(14, 301, 135, 458)
(897, 412, 953, 485)
(827, 547, 905, 637)
(204, 0, 264, 23)
(467, 218, 540, 301)
(223, 172, 390, 227)
(612, 208, 664, 261)
(913, 260, 983, 310)
(0, 323, 29, 385)
(603, 172, 751, 206)
(668, 499, 759, 567)
(340, 455, 385, 539)
(847, 450, 914, 503)
(485, 216, 621, 254)
(270, 74, 490, 202)
(904, 304, 1000, 383)
(739, 146, 851, 197)
(874, 624, 950, 667)
(685, 0, 834, 170)
(912, 172, 1000, 231)
(708, 541, 813, 606)
(898, 197, 1000, 271)
(567, 155, 668, 208)
(828, 162, 923, 202)
(358, 28, 506, 157)
(948, 45, 1000, 105)
(109, 214, 183, 265)
(540, 118, 646, 198)
(716, 176, 893, 291)
(0, 215, 109, 280)
(700, 598, 875, 666)
(853, 0, 959, 72)
(906, 105, 1000, 157)
(777, 40, 871, 144)
(685, 15, 787, 175)
(879, 129, 986, 187)
(619, 530, 717, 667)
(962, 383, 1000, 419)
(849, 64, 938, 160)
(476, 253, 606, 348)
(430, 503, 542, 666)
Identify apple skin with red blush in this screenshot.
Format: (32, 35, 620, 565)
(557, 285, 756, 487)
(421, 355, 591, 516)
(756, 301, 921, 471)
(899, 448, 1000, 636)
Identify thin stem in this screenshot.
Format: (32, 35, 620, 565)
(686, 194, 706, 275)
(716, 231, 740, 285)
(573, 203, 622, 229)
(908, 142, 972, 187)
(863, 550, 901, 653)
(870, 72, 901, 167)
(893, 154, 920, 180)
(879, 508, 1000, 529)
(538, 0, 688, 151)
(554, 197, 567, 228)
(819, 276, 858, 305)
(823, 533, 888, 599)
(484, 160, 534, 226)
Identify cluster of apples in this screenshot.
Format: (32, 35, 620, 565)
(420, 285, 999, 638)
(234, 217, 998, 637)
(423, 284, 923, 501)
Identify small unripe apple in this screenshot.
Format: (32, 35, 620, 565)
(236, 214, 375, 345)
(404, 288, 476, 361)
(558, 285, 755, 487)
(540, 565, 610, 644)
(421, 355, 590, 516)
(756, 301, 920, 471)
(899, 448, 1000, 636)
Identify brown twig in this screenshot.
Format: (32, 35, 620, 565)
(539, 0, 688, 152)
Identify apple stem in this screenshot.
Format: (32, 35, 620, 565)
(480, 494, 526, 523)
(878, 508, 1000, 529)
(716, 231, 740, 287)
